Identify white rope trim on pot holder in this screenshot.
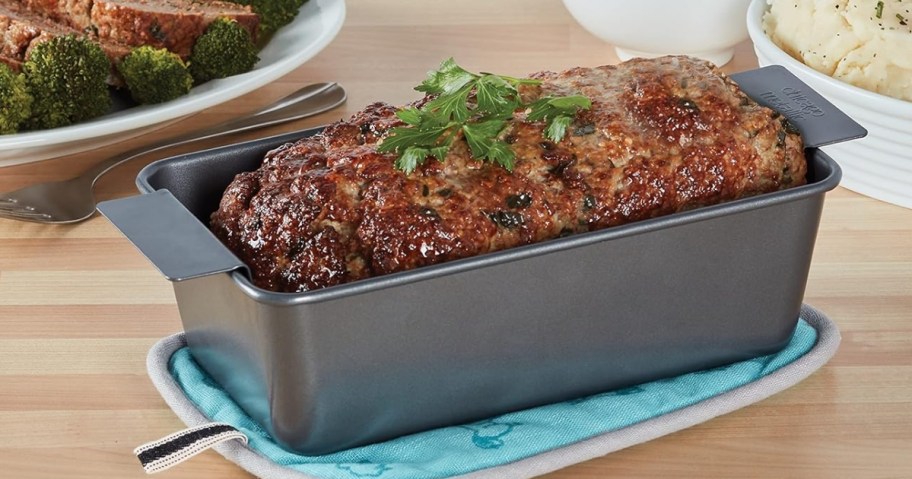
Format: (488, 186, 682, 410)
(134, 422, 248, 474)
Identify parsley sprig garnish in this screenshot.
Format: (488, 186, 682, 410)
(378, 58, 592, 174)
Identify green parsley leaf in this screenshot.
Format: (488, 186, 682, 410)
(526, 96, 591, 122)
(526, 98, 554, 123)
(462, 120, 515, 170)
(416, 109, 453, 129)
(376, 125, 452, 154)
(461, 124, 493, 159)
(429, 145, 449, 161)
(485, 141, 515, 171)
(545, 115, 573, 143)
(380, 59, 592, 174)
(465, 118, 507, 139)
(392, 144, 453, 174)
(527, 95, 592, 143)
(462, 119, 507, 159)
(416, 57, 476, 95)
(395, 146, 431, 174)
(545, 95, 592, 110)
(475, 75, 518, 115)
(425, 85, 472, 123)
(395, 108, 422, 126)
(482, 72, 542, 87)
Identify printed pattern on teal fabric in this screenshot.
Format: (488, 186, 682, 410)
(168, 319, 818, 479)
(336, 462, 392, 477)
(460, 420, 522, 449)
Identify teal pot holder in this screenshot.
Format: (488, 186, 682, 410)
(140, 304, 840, 478)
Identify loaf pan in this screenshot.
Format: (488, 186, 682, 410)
(99, 66, 865, 455)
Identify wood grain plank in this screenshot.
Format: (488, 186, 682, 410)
(0, 239, 151, 270)
(545, 437, 912, 478)
(0, 410, 179, 448)
(0, 218, 121, 239)
(0, 271, 174, 305)
(805, 263, 912, 298)
(0, 375, 164, 411)
(0, 305, 181, 338)
(0, 447, 250, 479)
(682, 403, 912, 439)
(0, 339, 153, 375)
(812, 231, 912, 262)
(344, 0, 569, 27)
(757, 367, 912, 405)
(800, 296, 912, 326)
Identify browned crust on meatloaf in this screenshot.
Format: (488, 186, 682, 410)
(0, 0, 128, 73)
(10, 0, 257, 60)
(20, 0, 94, 31)
(1, 2, 77, 65)
(91, 0, 258, 58)
(0, 4, 35, 69)
(211, 56, 807, 293)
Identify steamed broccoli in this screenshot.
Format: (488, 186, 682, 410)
(189, 18, 259, 83)
(234, 0, 308, 36)
(23, 35, 111, 130)
(0, 63, 32, 134)
(119, 46, 193, 104)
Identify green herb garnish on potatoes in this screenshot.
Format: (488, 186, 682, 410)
(378, 58, 592, 174)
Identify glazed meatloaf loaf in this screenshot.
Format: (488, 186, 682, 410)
(211, 56, 807, 293)
(0, 1, 130, 70)
(0, 0, 257, 70)
(89, 0, 259, 58)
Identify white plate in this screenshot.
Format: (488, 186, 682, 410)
(0, 0, 346, 167)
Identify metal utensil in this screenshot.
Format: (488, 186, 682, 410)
(0, 82, 346, 224)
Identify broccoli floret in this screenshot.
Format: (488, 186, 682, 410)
(23, 35, 111, 130)
(234, 0, 308, 36)
(119, 46, 193, 105)
(189, 18, 259, 83)
(0, 63, 32, 134)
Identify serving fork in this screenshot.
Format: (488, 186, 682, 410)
(0, 82, 346, 224)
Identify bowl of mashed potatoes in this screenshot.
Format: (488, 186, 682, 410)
(748, 0, 912, 209)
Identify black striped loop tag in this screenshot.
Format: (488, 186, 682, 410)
(134, 422, 248, 474)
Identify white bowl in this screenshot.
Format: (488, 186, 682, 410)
(747, 0, 912, 209)
(562, 0, 751, 66)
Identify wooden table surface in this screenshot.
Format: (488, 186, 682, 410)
(1, 1, 910, 477)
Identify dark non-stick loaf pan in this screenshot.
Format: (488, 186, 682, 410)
(99, 66, 865, 455)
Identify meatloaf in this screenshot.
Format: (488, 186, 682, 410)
(1, 0, 257, 66)
(89, 0, 258, 58)
(211, 56, 807, 293)
(0, 1, 130, 72)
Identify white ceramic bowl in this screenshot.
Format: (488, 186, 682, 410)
(562, 0, 751, 66)
(748, 0, 912, 209)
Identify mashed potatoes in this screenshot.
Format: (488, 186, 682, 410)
(763, 0, 912, 101)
